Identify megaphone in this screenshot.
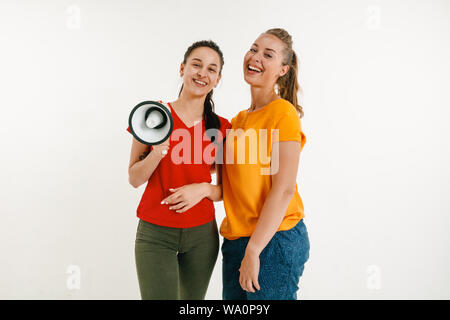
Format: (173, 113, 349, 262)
(128, 101, 174, 146)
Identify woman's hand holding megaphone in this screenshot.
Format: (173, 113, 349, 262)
(152, 138, 170, 158)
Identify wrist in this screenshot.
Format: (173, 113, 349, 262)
(201, 182, 211, 198)
(245, 242, 262, 257)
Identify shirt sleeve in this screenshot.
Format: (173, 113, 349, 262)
(275, 109, 307, 150)
(127, 126, 153, 151)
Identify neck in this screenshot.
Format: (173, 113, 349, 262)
(173, 90, 206, 118)
(249, 86, 279, 111)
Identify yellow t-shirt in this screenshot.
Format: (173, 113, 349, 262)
(220, 98, 306, 240)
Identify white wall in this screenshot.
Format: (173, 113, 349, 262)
(0, 0, 449, 299)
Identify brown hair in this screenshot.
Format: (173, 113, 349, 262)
(265, 28, 304, 118)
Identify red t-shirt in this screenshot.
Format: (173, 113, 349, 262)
(127, 101, 231, 228)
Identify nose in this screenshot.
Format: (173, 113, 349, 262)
(250, 52, 261, 64)
(197, 67, 207, 78)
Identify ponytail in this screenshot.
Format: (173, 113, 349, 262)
(266, 28, 304, 118)
(203, 90, 221, 142)
(276, 50, 304, 118)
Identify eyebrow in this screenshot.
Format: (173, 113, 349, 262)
(252, 43, 276, 53)
(191, 58, 218, 67)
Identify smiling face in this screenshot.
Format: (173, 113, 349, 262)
(243, 33, 290, 89)
(180, 46, 222, 98)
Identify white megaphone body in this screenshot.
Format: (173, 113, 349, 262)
(128, 101, 174, 146)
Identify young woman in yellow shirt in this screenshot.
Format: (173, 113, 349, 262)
(220, 28, 310, 300)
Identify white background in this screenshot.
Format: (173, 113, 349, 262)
(1, 0, 449, 299)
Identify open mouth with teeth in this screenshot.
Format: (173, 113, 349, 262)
(193, 79, 208, 87)
(247, 65, 263, 74)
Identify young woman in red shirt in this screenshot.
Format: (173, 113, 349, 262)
(127, 40, 230, 300)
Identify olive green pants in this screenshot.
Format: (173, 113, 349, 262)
(135, 218, 219, 300)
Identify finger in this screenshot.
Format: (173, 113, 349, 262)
(162, 192, 182, 204)
(246, 279, 255, 293)
(168, 186, 181, 192)
(176, 205, 189, 214)
(239, 273, 251, 292)
(176, 203, 193, 213)
(239, 273, 245, 291)
(161, 195, 172, 204)
(168, 193, 184, 204)
(169, 202, 186, 210)
(161, 146, 169, 155)
(175, 205, 188, 213)
(154, 146, 169, 156)
(253, 277, 261, 291)
(240, 281, 247, 292)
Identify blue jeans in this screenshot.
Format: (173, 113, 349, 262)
(221, 219, 310, 300)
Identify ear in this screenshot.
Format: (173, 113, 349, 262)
(214, 73, 222, 87)
(180, 63, 185, 77)
(279, 64, 290, 77)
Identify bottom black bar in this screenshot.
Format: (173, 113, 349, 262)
(1, 300, 448, 319)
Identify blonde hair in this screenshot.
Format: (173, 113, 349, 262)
(265, 28, 304, 118)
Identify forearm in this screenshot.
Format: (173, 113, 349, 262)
(245, 187, 295, 256)
(128, 151, 163, 188)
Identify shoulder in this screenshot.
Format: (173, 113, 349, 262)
(230, 110, 247, 124)
(271, 98, 298, 118)
(272, 99, 302, 130)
